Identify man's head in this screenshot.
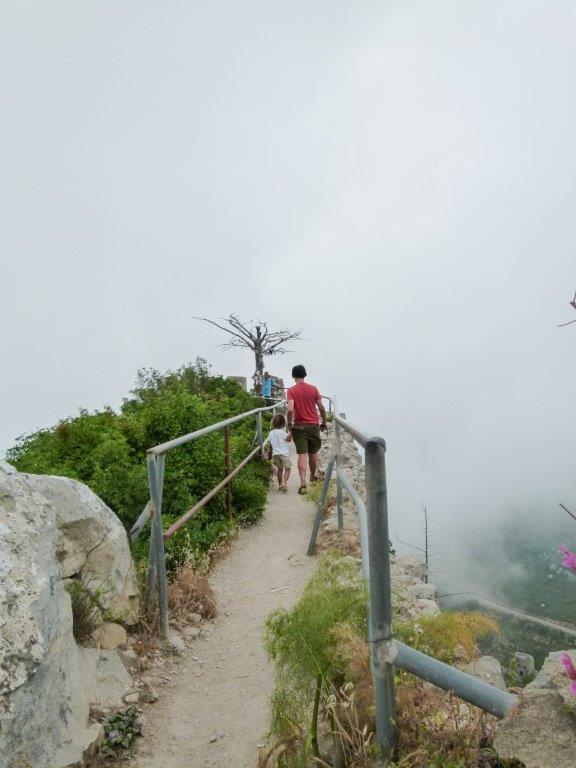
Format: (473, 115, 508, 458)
(292, 364, 307, 380)
(264, 371, 270, 379)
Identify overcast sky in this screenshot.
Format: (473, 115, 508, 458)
(2, 1, 575, 559)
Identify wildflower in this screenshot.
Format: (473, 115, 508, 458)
(560, 653, 576, 695)
(559, 545, 576, 573)
(107, 730, 119, 743)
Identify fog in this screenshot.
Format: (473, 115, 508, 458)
(2, 2, 575, 595)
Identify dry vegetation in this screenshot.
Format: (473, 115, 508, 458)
(167, 564, 217, 622)
(262, 544, 521, 768)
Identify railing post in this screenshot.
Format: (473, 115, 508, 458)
(147, 452, 169, 641)
(365, 438, 397, 763)
(224, 425, 232, 517)
(307, 454, 336, 555)
(256, 411, 264, 459)
(334, 403, 344, 531)
(146, 514, 157, 609)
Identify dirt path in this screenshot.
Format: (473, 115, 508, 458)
(134, 451, 317, 768)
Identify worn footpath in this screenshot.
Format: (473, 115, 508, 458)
(133, 443, 317, 768)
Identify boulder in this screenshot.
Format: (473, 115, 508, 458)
(167, 629, 186, 654)
(494, 650, 576, 767)
(0, 464, 137, 768)
(123, 691, 140, 704)
(514, 652, 535, 681)
(464, 655, 506, 690)
(525, 649, 576, 703)
(494, 689, 576, 768)
(406, 582, 437, 601)
(395, 556, 428, 582)
(50, 477, 139, 623)
(92, 622, 128, 650)
(416, 598, 440, 616)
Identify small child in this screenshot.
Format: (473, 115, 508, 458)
(266, 413, 292, 492)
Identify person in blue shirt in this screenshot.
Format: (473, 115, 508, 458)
(261, 371, 273, 404)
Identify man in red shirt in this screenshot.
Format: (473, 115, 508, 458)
(286, 364, 327, 494)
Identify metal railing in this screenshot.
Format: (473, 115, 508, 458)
(129, 400, 282, 638)
(130, 392, 518, 765)
(307, 410, 519, 764)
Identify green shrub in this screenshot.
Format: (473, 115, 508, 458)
(66, 577, 105, 644)
(7, 359, 270, 571)
(101, 707, 142, 754)
(264, 554, 367, 764)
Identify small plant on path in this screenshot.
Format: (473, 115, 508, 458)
(101, 707, 142, 756)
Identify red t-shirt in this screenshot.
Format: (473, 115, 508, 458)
(287, 382, 322, 425)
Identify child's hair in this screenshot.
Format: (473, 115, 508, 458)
(272, 413, 286, 429)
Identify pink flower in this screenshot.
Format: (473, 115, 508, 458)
(561, 653, 576, 695)
(559, 545, 576, 573)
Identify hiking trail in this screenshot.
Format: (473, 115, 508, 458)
(134, 445, 317, 768)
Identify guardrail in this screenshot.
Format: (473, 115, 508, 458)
(131, 392, 518, 765)
(307, 411, 519, 763)
(130, 400, 283, 638)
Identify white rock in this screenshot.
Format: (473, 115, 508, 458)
(416, 598, 440, 616)
(464, 655, 506, 690)
(123, 691, 140, 704)
(0, 467, 136, 768)
(406, 582, 437, 601)
(167, 629, 186, 654)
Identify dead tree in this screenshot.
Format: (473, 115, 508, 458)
(194, 314, 302, 375)
(396, 503, 430, 582)
(557, 291, 576, 327)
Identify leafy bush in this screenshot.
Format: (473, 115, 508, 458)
(7, 359, 271, 571)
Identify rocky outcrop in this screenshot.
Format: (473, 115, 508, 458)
(495, 690, 576, 768)
(0, 463, 138, 768)
(464, 655, 506, 690)
(494, 649, 576, 767)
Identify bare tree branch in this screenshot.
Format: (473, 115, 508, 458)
(227, 314, 256, 343)
(193, 314, 302, 376)
(193, 316, 254, 347)
(559, 502, 576, 523)
(558, 292, 576, 327)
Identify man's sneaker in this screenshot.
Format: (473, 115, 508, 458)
(298, 484, 307, 495)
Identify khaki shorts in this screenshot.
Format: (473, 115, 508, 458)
(292, 424, 321, 455)
(273, 455, 292, 470)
